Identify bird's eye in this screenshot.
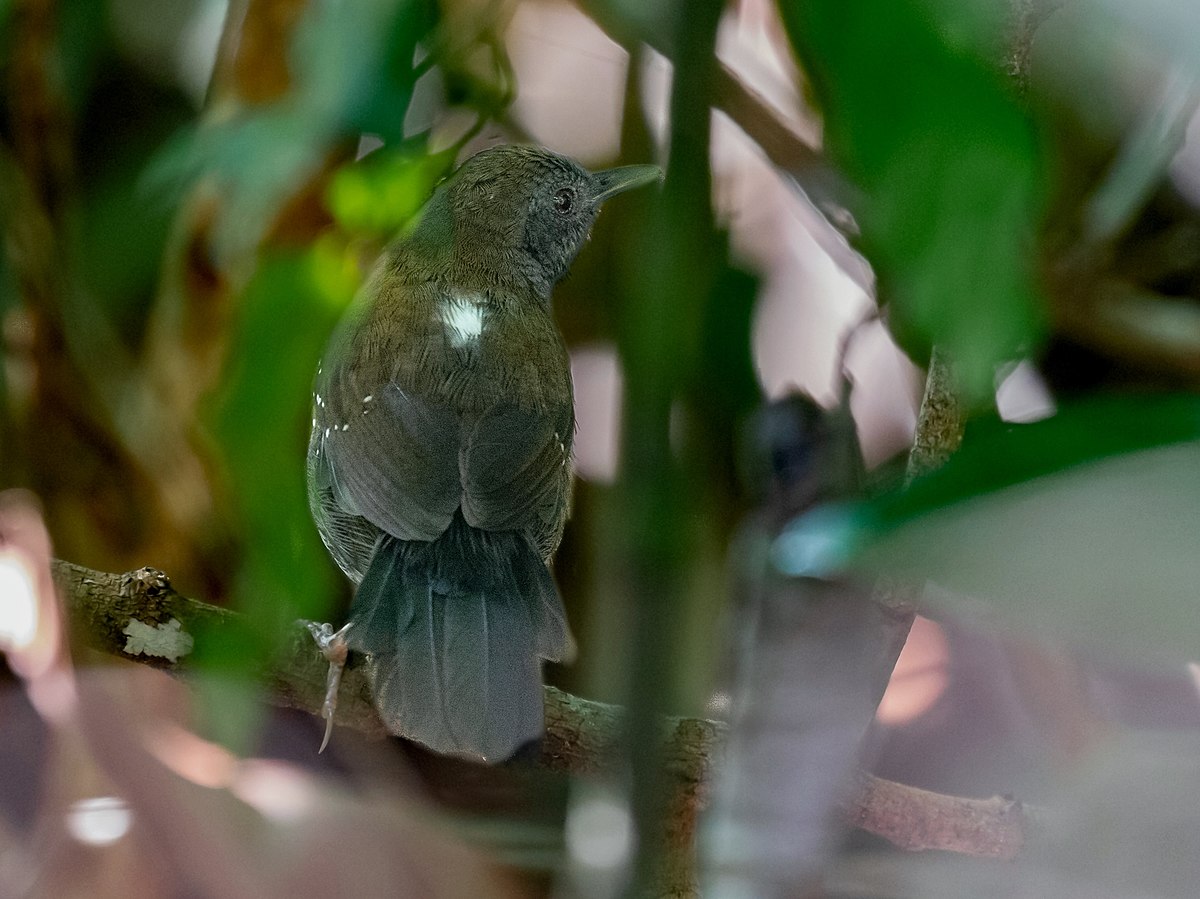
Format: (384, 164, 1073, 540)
(553, 187, 575, 214)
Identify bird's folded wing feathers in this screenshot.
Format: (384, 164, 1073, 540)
(319, 364, 461, 542)
(459, 403, 572, 555)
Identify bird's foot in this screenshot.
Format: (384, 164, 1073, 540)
(299, 620, 353, 753)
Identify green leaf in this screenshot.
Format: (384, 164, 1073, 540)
(147, 0, 439, 257)
(804, 396, 1200, 660)
(777, 0, 1050, 402)
(327, 146, 453, 238)
(290, 0, 437, 141)
(206, 241, 359, 663)
(873, 394, 1200, 526)
(147, 109, 330, 263)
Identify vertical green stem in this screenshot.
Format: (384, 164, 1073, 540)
(617, 0, 723, 892)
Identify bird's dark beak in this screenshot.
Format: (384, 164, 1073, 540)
(589, 164, 663, 205)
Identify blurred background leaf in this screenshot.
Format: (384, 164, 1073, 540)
(873, 393, 1200, 516)
(147, 0, 438, 262)
(778, 0, 1049, 403)
(327, 145, 455, 238)
(824, 396, 1200, 660)
(206, 241, 356, 640)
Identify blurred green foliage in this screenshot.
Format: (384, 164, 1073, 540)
(763, 1, 1200, 676)
(207, 241, 356, 640)
(819, 395, 1200, 659)
(309, 0, 437, 142)
(57, 0, 123, 114)
(327, 145, 454, 237)
(202, 141, 449, 686)
(151, 0, 437, 261)
(74, 78, 191, 343)
(871, 393, 1200, 525)
(779, 0, 1049, 403)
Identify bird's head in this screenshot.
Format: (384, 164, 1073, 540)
(436, 145, 662, 291)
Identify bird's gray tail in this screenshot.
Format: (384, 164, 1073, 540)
(347, 512, 574, 762)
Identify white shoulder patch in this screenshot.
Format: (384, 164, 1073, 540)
(439, 291, 488, 348)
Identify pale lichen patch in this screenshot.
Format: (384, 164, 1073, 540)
(122, 617, 194, 663)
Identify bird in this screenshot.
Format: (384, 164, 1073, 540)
(305, 144, 661, 762)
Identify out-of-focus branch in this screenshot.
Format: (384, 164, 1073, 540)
(849, 772, 1028, 859)
(712, 63, 821, 175)
(1005, 0, 1063, 100)
(1052, 275, 1200, 383)
(573, 0, 823, 176)
(863, 347, 965, 703)
(905, 347, 966, 482)
(54, 558, 1032, 862)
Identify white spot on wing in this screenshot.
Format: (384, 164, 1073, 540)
(439, 291, 487, 348)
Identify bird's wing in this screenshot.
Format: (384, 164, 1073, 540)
(316, 357, 462, 543)
(307, 440, 381, 582)
(460, 402, 573, 561)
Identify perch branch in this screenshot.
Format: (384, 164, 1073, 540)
(54, 559, 1031, 862)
